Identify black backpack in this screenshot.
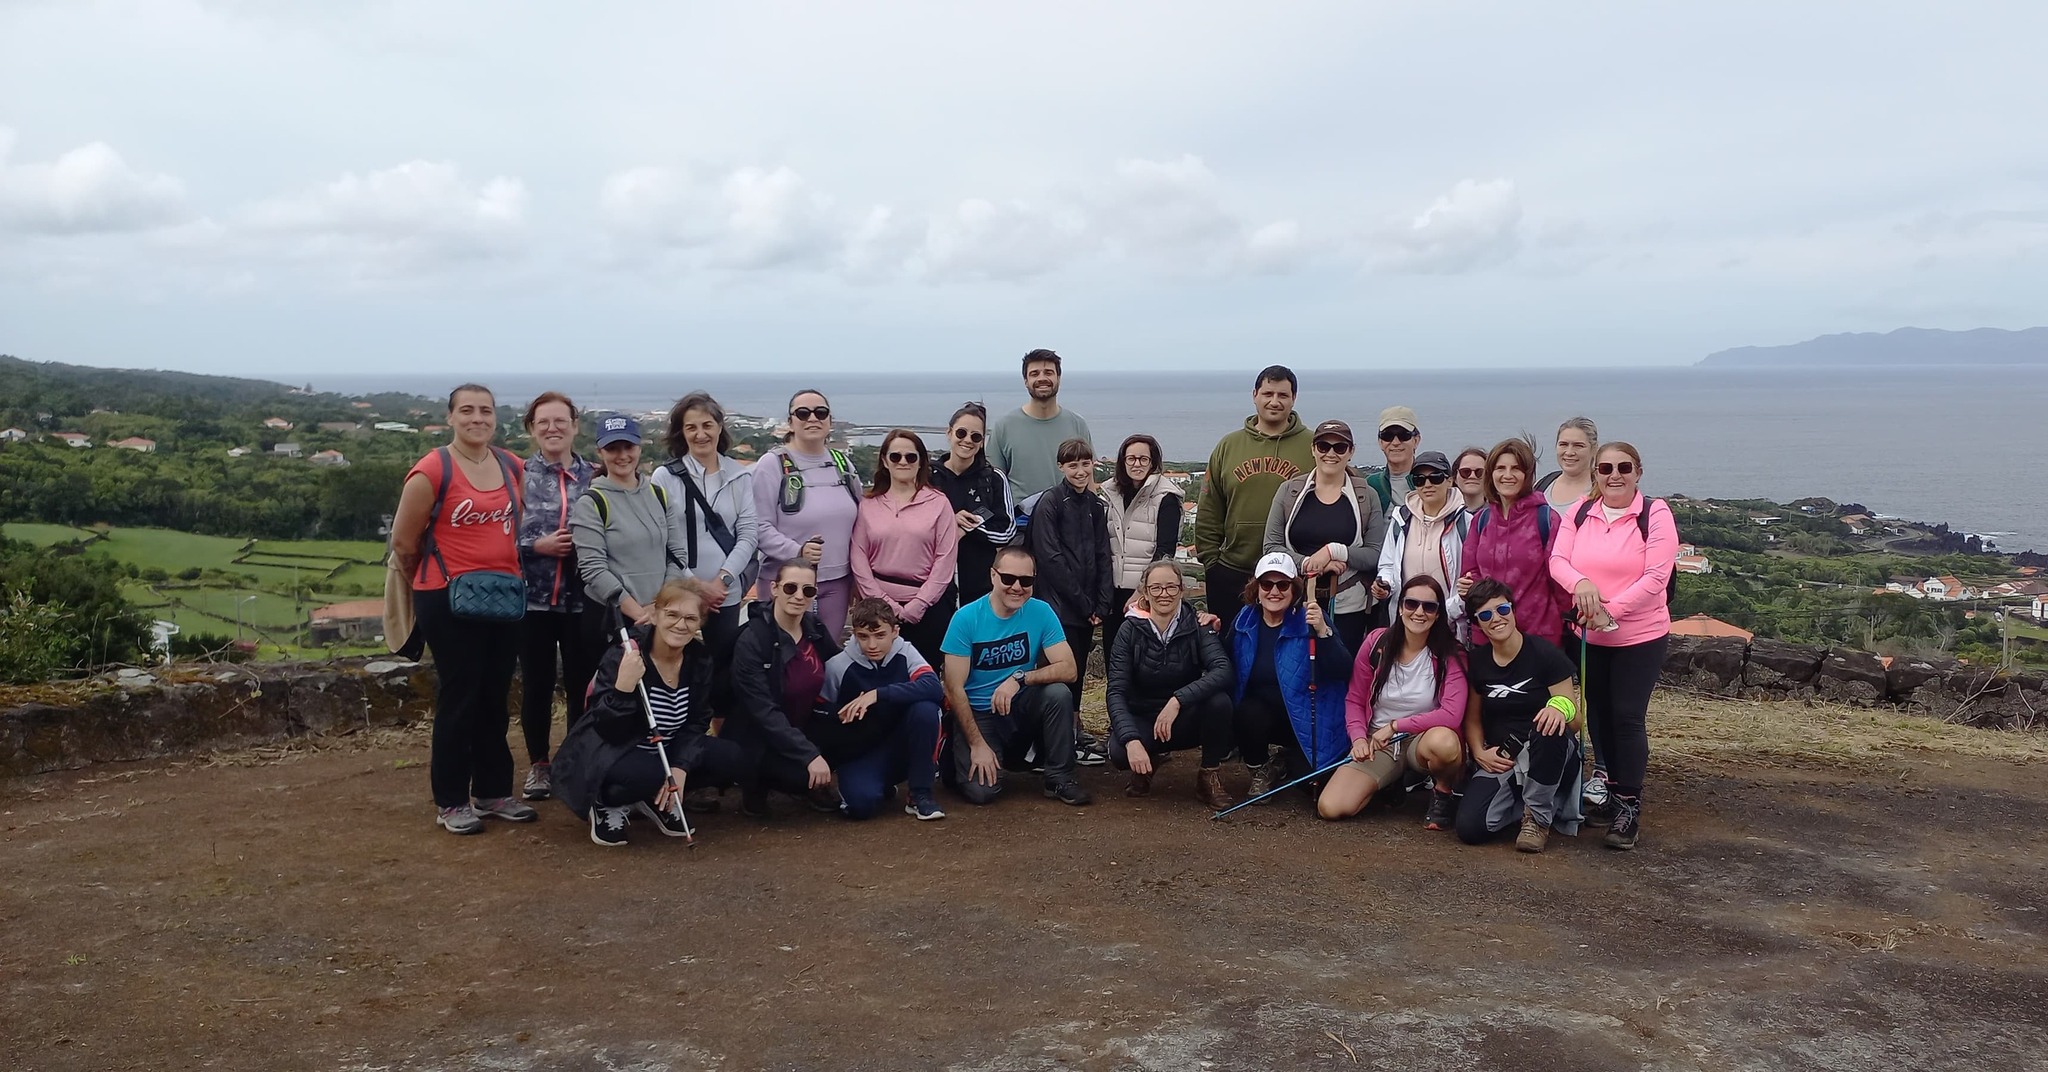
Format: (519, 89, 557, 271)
(1573, 497, 1676, 607)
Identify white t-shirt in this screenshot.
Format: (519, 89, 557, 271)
(1373, 650, 1437, 730)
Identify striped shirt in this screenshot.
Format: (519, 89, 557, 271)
(639, 680, 691, 754)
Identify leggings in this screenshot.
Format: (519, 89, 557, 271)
(1062, 619, 1097, 687)
(597, 737, 747, 807)
(1582, 634, 1667, 798)
(701, 602, 743, 719)
(1233, 689, 1302, 773)
(1110, 692, 1235, 768)
(416, 588, 520, 808)
(518, 608, 599, 765)
(901, 590, 955, 670)
(1456, 727, 1580, 843)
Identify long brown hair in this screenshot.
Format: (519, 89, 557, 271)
(665, 391, 732, 459)
(867, 430, 931, 496)
(1365, 575, 1461, 705)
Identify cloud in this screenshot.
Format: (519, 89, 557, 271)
(0, 128, 189, 234)
(235, 160, 527, 277)
(1372, 178, 1523, 274)
(599, 163, 843, 271)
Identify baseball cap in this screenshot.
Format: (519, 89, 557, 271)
(1377, 405, 1419, 433)
(595, 414, 642, 448)
(1311, 420, 1354, 446)
(1411, 450, 1451, 474)
(1254, 551, 1299, 579)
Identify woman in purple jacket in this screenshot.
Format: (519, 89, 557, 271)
(1458, 437, 1568, 648)
(753, 389, 863, 638)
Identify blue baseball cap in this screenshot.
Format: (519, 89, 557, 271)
(596, 414, 641, 448)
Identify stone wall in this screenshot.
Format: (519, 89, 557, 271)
(1659, 635, 2046, 731)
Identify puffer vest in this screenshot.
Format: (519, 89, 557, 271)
(1105, 474, 1171, 589)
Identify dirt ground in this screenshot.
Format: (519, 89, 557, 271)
(4, 694, 2047, 1072)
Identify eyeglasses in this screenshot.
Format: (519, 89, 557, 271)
(1595, 461, 1637, 476)
(1378, 428, 1415, 443)
(1312, 440, 1351, 454)
(995, 571, 1035, 589)
(1257, 577, 1295, 593)
(777, 582, 819, 598)
(1123, 455, 1151, 466)
(1456, 467, 1485, 479)
(952, 428, 984, 444)
(1144, 582, 1182, 595)
(886, 451, 920, 464)
(790, 406, 831, 422)
(1400, 597, 1441, 615)
(1473, 602, 1515, 622)
(1413, 471, 1449, 486)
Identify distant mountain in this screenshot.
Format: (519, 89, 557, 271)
(1698, 326, 2048, 367)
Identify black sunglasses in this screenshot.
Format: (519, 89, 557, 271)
(1378, 428, 1415, 443)
(995, 571, 1035, 589)
(1312, 440, 1352, 454)
(777, 582, 819, 598)
(952, 428, 984, 444)
(1456, 467, 1485, 479)
(790, 406, 831, 422)
(1413, 471, 1449, 486)
(1596, 461, 1637, 476)
(1400, 597, 1441, 615)
(1257, 577, 1295, 592)
(886, 451, 921, 464)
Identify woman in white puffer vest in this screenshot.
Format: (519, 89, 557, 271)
(1103, 433, 1183, 660)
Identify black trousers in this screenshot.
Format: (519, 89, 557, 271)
(1061, 619, 1098, 686)
(1583, 634, 1667, 798)
(599, 737, 747, 807)
(1233, 688, 1302, 774)
(701, 602, 743, 719)
(518, 608, 599, 765)
(902, 586, 956, 668)
(416, 588, 520, 808)
(1205, 564, 1252, 642)
(1109, 692, 1235, 768)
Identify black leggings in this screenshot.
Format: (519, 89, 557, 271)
(598, 737, 747, 807)
(518, 609, 599, 765)
(902, 588, 956, 669)
(701, 602, 743, 719)
(1233, 689, 1301, 773)
(1110, 692, 1235, 768)
(1583, 634, 1667, 798)
(1062, 619, 1097, 685)
(416, 588, 520, 808)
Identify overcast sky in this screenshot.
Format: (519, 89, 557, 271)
(3, 1, 2045, 376)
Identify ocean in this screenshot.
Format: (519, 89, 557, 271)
(318, 366, 2048, 554)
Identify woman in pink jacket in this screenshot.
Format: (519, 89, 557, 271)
(1316, 575, 1468, 829)
(851, 430, 962, 663)
(1548, 441, 1678, 851)
(1458, 436, 1568, 647)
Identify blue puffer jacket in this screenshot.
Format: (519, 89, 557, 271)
(1230, 604, 1353, 768)
(519, 452, 596, 612)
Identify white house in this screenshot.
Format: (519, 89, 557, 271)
(52, 432, 92, 448)
(0, 427, 29, 443)
(2035, 594, 2048, 623)
(263, 417, 294, 430)
(372, 421, 416, 433)
(110, 436, 157, 453)
(310, 449, 349, 467)
(1920, 576, 1971, 602)
(272, 442, 303, 458)
(227, 446, 254, 458)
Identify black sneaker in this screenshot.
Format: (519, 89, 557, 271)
(740, 788, 771, 819)
(1605, 796, 1641, 851)
(590, 806, 629, 847)
(1074, 732, 1108, 767)
(1423, 790, 1457, 831)
(633, 800, 695, 839)
(1044, 778, 1094, 806)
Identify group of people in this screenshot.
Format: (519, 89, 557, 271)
(387, 352, 1679, 856)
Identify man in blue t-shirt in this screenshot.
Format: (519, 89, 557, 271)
(940, 546, 1092, 806)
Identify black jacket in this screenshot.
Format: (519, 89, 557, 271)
(1105, 603, 1233, 746)
(550, 623, 715, 818)
(1027, 480, 1113, 625)
(930, 455, 1019, 594)
(728, 603, 843, 765)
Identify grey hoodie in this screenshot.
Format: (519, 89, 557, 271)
(570, 474, 689, 610)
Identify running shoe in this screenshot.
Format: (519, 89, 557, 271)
(904, 790, 947, 821)
(590, 806, 629, 847)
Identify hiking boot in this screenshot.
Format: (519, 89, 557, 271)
(1583, 768, 1610, 808)
(904, 790, 947, 821)
(1074, 732, 1108, 767)
(1044, 778, 1094, 806)
(807, 785, 846, 814)
(521, 763, 552, 801)
(1582, 799, 1617, 827)
(682, 787, 723, 814)
(1517, 812, 1551, 853)
(633, 800, 694, 839)
(436, 804, 483, 836)
(1195, 767, 1236, 811)
(740, 788, 772, 819)
(590, 805, 630, 847)
(1246, 759, 1279, 801)
(1605, 797, 1641, 851)
(474, 796, 537, 822)
(1423, 790, 1457, 832)
(1124, 770, 1153, 797)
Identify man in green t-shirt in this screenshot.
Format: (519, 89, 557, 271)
(987, 348, 1092, 504)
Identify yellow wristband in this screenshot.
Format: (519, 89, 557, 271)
(1544, 695, 1577, 721)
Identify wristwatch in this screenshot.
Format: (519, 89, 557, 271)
(1010, 670, 1029, 687)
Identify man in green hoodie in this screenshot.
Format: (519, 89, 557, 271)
(1194, 365, 1314, 636)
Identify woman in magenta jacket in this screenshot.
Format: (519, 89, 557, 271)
(1316, 575, 1468, 829)
(1458, 436, 1568, 647)
(1548, 441, 1678, 851)
(850, 430, 962, 663)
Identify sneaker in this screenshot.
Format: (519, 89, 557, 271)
(436, 804, 483, 836)
(904, 790, 947, 821)
(1583, 769, 1610, 809)
(1423, 790, 1457, 832)
(633, 800, 695, 838)
(1044, 778, 1094, 806)
(474, 796, 538, 822)
(1246, 759, 1279, 801)
(590, 805, 630, 847)
(740, 788, 772, 819)
(1074, 733, 1108, 767)
(1605, 797, 1641, 851)
(807, 786, 846, 814)
(521, 763, 552, 801)
(1517, 812, 1551, 853)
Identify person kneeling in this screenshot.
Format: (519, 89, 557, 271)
(1316, 576, 1468, 827)
(1457, 578, 1585, 852)
(553, 579, 745, 847)
(809, 598, 947, 820)
(1107, 560, 1237, 809)
(729, 562, 839, 817)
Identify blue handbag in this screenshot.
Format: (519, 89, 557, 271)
(422, 447, 527, 623)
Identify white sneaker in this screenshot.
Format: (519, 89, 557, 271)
(1583, 770, 1611, 808)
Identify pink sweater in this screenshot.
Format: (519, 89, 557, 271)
(1463, 498, 1568, 646)
(1343, 628, 1469, 741)
(850, 486, 961, 624)
(1549, 491, 1679, 647)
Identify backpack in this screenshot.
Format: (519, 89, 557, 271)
(1573, 497, 1676, 606)
(660, 459, 738, 569)
(777, 448, 861, 514)
(1470, 502, 1553, 547)
(582, 484, 690, 575)
(1535, 471, 1561, 493)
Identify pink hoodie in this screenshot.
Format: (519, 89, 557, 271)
(1463, 497, 1568, 646)
(850, 486, 961, 624)
(1549, 491, 1679, 647)
(1343, 628, 1470, 741)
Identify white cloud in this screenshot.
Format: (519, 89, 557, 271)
(235, 161, 527, 277)
(1373, 178, 1523, 274)
(0, 129, 189, 234)
(600, 163, 843, 271)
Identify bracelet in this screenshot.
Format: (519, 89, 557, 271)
(1544, 695, 1577, 721)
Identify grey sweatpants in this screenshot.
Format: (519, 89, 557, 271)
(948, 683, 1078, 805)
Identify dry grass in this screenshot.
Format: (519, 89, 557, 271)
(1649, 692, 2048, 772)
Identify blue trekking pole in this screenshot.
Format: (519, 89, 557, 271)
(1214, 733, 1413, 819)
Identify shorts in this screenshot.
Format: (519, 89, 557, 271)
(1345, 740, 1428, 785)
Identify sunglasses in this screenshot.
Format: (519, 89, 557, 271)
(1456, 467, 1485, 479)
(1595, 461, 1637, 476)
(1400, 597, 1441, 615)
(952, 428, 984, 444)
(995, 571, 1035, 589)
(1257, 577, 1295, 593)
(777, 582, 819, 598)
(886, 451, 921, 464)
(1378, 428, 1415, 443)
(790, 406, 831, 422)
(1312, 440, 1352, 454)
(1473, 601, 1515, 622)
(1413, 471, 1449, 486)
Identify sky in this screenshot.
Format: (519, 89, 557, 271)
(2, 0, 2045, 376)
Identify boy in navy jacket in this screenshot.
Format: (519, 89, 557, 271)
(811, 599, 948, 820)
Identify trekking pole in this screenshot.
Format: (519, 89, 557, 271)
(1213, 733, 1413, 819)
(619, 625, 695, 845)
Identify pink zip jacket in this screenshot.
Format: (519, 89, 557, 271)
(850, 486, 961, 625)
(1344, 628, 1469, 740)
(1549, 491, 1679, 647)
(1463, 498, 1568, 647)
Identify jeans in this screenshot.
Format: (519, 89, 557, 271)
(835, 699, 943, 819)
(947, 683, 1079, 804)
(518, 608, 598, 765)
(416, 588, 520, 808)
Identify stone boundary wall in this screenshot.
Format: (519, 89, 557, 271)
(1660, 635, 2045, 731)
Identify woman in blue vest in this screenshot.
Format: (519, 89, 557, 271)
(1230, 552, 1353, 802)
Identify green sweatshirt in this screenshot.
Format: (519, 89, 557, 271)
(1194, 413, 1315, 573)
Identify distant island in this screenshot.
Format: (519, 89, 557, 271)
(1698, 326, 2048, 367)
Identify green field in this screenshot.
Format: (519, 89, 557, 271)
(2, 522, 100, 546)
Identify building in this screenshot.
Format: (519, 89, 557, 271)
(372, 421, 416, 433)
(318, 422, 361, 434)
(0, 427, 28, 443)
(263, 417, 294, 430)
(1668, 614, 1754, 642)
(110, 436, 157, 453)
(272, 442, 303, 458)
(2035, 594, 2048, 623)
(308, 600, 385, 645)
(227, 446, 254, 458)
(52, 432, 92, 448)
(352, 401, 374, 410)
(1674, 543, 1713, 575)
(309, 449, 349, 468)
(422, 424, 448, 434)
(1920, 576, 1970, 602)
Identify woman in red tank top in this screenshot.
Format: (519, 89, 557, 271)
(391, 383, 534, 835)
